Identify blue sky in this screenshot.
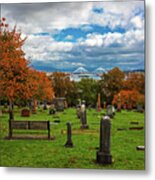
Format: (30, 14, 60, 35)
(2, 1, 145, 72)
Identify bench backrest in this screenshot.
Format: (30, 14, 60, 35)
(9, 121, 49, 130)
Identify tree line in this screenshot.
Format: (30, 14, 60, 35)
(0, 17, 144, 114)
(49, 69, 144, 108)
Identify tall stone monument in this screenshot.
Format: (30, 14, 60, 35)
(64, 122, 73, 148)
(96, 116, 112, 164)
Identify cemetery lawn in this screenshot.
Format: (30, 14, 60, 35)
(0, 108, 145, 170)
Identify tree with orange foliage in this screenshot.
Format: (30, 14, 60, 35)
(30, 70, 54, 101)
(27, 69, 55, 111)
(123, 72, 145, 94)
(0, 18, 54, 119)
(0, 18, 32, 120)
(112, 90, 144, 110)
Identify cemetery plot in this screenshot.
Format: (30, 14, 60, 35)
(0, 108, 144, 169)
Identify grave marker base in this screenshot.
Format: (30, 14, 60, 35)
(80, 124, 89, 129)
(64, 141, 74, 148)
(96, 152, 112, 164)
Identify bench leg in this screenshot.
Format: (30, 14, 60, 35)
(8, 120, 12, 139)
(48, 122, 50, 140)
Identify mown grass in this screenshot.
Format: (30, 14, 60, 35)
(0, 107, 145, 170)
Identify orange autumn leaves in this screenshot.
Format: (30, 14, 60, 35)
(0, 18, 54, 102)
(112, 90, 144, 108)
(29, 69, 55, 101)
(112, 71, 144, 108)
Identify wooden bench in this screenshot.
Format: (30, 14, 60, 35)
(8, 120, 51, 140)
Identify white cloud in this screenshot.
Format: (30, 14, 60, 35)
(23, 34, 74, 61)
(70, 62, 85, 67)
(1, 1, 144, 71)
(130, 16, 144, 29)
(2, 1, 144, 34)
(79, 28, 144, 48)
(47, 41, 73, 52)
(65, 35, 74, 40)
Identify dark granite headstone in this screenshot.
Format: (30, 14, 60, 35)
(64, 122, 73, 147)
(80, 110, 89, 129)
(96, 116, 112, 164)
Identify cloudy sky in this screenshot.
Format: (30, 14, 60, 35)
(1, 0, 145, 72)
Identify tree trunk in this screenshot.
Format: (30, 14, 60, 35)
(0, 101, 2, 116)
(9, 100, 14, 121)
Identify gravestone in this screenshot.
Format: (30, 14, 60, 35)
(136, 146, 145, 151)
(52, 97, 66, 111)
(106, 105, 115, 118)
(64, 122, 73, 147)
(96, 116, 112, 164)
(43, 101, 47, 110)
(136, 104, 144, 113)
(21, 109, 30, 117)
(76, 105, 81, 119)
(80, 101, 89, 129)
(49, 104, 56, 115)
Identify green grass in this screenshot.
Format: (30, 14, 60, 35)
(0, 108, 145, 170)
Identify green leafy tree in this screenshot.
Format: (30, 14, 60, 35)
(76, 78, 99, 107)
(99, 67, 125, 104)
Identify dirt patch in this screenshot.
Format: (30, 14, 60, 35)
(4, 135, 55, 140)
(61, 129, 99, 135)
(129, 127, 144, 130)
